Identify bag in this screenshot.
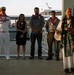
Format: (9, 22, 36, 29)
(54, 32, 61, 41)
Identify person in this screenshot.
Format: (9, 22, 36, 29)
(29, 7, 45, 59)
(46, 11, 60, 61)
(16, 14, 27, 59)
(0, 7, 11, 60)
(57, 8, 74, 73)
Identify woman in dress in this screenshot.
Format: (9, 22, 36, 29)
(16, 14, 27, 59)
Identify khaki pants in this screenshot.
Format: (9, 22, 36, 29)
(47, 32, 59, 58)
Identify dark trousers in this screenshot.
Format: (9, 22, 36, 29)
(47, 32, 59, 58)
(30, 33, 42, 57)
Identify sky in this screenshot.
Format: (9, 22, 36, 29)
(0, 0, 62, 16)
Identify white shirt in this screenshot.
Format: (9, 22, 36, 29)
(0, 16, 11, 32)
(56, 20, 62, 32)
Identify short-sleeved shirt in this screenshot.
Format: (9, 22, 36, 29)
(30, 15, 45, 34)
(0, 15, 11, 32)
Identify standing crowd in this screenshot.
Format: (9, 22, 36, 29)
(0, 6, 74, 73)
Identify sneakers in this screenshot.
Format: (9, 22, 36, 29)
(6, 56, 10, 60)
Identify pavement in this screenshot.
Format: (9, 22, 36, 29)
(0, 37, 74, 75)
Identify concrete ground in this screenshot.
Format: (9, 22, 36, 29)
(0, 58, 74, 75)
(0, 41, 74, 75)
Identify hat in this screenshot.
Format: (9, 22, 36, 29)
(1, 7, 6, 11)
(54, 32, 61, 41)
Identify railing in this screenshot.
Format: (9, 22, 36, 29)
(9, 27, 30, 41)
(9, 27, 48, 51)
